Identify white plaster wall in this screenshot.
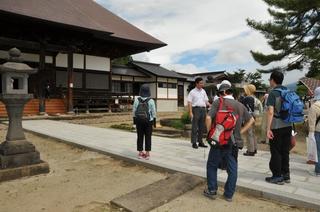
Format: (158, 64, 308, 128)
(168, 78, 177, 83)
(157, 77, 167, 82)
(157, 100, 178, 112)
(168, 88, 177, 99)
(148, 83, 156, 98)
(45, 56, 53, 64)
(184, 82, 190, 106)
(122, 76, 133, 81)
(73, 54, 84, 69)
(134, 77, 150, 82)
(21, 53, 39, 62)
(112, 75, 121, 80)
(56, 53, 67, 68)
(86, 55, 110, 72)
(0, 50, 52, 64)
(158, 88, 167, 98)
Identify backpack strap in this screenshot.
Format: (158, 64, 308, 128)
(218, 97, 224, 111)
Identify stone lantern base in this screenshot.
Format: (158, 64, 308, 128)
(0, 140, 49, 182)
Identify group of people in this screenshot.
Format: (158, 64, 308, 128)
(132, 70, 320, 202)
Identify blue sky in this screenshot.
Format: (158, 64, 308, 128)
(96, 0, 307, 84)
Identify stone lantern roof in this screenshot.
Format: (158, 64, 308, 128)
(0, 48, 37, 74)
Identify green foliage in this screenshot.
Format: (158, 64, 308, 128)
(170, 119, 185, 130)
(226, 69, 246, 83)
(110, 123, 134, 131)
(226, 69, 267, 90)
(111, 56, 133, 65)
(296, 84, 308, 97)
(245, 71, 267, 90)
(247, 0, 320, 74)
(181, 112, 191, 125)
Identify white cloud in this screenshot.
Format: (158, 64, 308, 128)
(96, 0, 305, 83)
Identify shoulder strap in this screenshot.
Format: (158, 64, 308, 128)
(218, 97, 224, 111)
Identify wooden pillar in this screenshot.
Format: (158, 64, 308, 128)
(39, 44, 46, 115)
(67, 50, 74, 114)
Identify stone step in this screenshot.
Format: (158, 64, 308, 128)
(111, 173, 203, 212)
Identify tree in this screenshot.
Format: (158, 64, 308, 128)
(111, 55, 133, 65)
(225, 69, 246, 83)
(247, 0, 320, 73)
(245, 71, 267, 90)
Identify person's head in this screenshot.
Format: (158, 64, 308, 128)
(218, 84, 233, 97)
(313, 87, 320, 101)
(139, 84, 151, 97)
(216, 80, 232, 90)
(243, 84, 256, 96)
(269, 71, 284, 87)
(195, 77, 204, 89)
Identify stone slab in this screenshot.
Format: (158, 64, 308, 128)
(0, 161, 49, 182)
(0, 151, 40, 169)
(111, 173, 203, 212)
(0, 140, 35, 155)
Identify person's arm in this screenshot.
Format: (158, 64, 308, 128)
(150, 99, 157, 127)
(187, 92, 193, 120)
(206, 115, 212, 132)
(240, 117, 255, 134)
(308, 105, 316, 133)
(188, 102, 193, 120)
(204, 91, 211, 107)
(267, 106, 274, 139)
(132, 99, 138, 124)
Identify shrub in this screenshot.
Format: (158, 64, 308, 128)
(181, 112, 191, 125)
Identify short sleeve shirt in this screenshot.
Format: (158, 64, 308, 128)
(208, 97, 252, 148)
(266, 86, 291, 129)
(187, 88, 209, 107)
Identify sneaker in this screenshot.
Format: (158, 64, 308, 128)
(198, 142, 208, 148)
(138, 152, 145, 159)
(223, 195, 232, 202)
(192, 143, 198, 149)
(308, 170, 320, 177)
(283, 173, 290, 183)
(144, 152, 150, 160)
(243, 151, 255, 156)
(203, 189, 217, 199)
(265, 176, 285, 185)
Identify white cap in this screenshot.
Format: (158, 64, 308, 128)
(217, 80, 232, 90)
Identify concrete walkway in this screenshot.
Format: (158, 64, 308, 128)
(22, 120, 320, 210)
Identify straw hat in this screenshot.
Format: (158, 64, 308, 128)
(243, 84, 256, 96)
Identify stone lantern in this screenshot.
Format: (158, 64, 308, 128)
(0, 48, 49, 181)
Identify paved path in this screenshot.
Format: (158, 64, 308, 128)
(22, 120, 320, 210)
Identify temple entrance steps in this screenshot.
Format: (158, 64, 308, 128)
(0, 98, 66, 116)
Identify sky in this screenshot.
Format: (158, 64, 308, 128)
(96, 0, 307, 85)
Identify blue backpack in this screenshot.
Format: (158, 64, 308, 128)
(274, 88, 304, 123)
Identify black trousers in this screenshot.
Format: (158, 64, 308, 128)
(191, 107, 206, 144)
(269, 126, 292, 177)
(136, 120, 153, 151)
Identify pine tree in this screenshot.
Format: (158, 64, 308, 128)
(247, 0, 320, 73)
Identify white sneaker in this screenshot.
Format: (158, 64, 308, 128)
(308, 170, 320, 177)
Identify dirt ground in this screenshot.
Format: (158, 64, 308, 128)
(0, 124, 313, 212)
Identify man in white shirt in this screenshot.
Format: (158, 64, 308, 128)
(188, 77, 211, 149)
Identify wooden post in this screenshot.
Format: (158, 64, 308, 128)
(39, 44, 46, 115)
(67, 49, 74, 114)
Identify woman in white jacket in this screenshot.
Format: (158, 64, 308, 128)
(308, 87, 320, 176)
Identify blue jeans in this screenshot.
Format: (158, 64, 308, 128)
(315, 132, 320, 174)
(206, 147, 238, 198)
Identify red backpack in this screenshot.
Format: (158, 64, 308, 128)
(207, 97, 238, 147)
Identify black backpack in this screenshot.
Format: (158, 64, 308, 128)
(135, 97, 151, 122)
